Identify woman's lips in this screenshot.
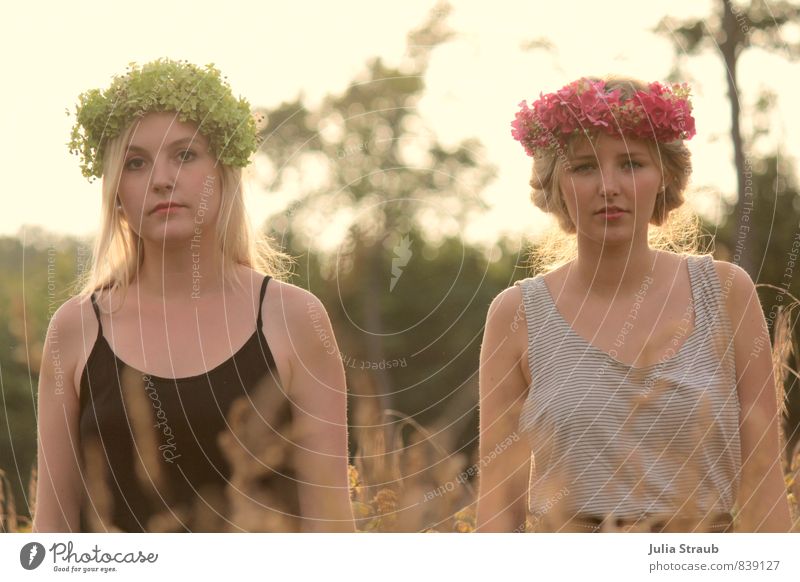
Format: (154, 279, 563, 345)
(152, 204, 185, 214)
(596, 209, 626, 219)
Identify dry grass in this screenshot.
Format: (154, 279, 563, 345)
(8, 301, 800, 533)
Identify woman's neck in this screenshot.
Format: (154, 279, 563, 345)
(135, 234, 231, 300)
(570, 239, 662, 299)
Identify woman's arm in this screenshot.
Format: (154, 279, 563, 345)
(32, 298, 85, 532)
(721, 262, 793, 532)
(476, 286, 532, 532)
(274, 285, 355, 532)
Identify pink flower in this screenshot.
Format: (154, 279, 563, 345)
(669, 100, 696, 139)
(511, 77, 696, 157)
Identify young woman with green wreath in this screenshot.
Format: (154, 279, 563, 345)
(33, 59, 354, 532)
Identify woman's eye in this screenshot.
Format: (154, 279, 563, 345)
(124, 158, 144, 170)
(572, 164, 594, 172)
(178, 150, 196, 162)
(624, 160, 643, 169)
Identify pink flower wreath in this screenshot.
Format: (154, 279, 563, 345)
(511, 78, 696, 158)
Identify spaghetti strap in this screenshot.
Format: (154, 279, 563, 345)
(89, 292, 103, 341)
(256, 275, 272, 329)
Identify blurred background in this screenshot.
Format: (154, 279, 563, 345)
(1, 0, 799, 531)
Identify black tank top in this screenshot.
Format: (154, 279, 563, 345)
(78, 275, 301, 532)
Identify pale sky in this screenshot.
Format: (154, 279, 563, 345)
(2, 0, 799, 244)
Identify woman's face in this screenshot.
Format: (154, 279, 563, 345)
(117, 112, 221, 244)
(558, 132, 663, 246)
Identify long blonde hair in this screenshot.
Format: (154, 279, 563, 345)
(76, 119, 290, 303)
(526, 75, 712, 274)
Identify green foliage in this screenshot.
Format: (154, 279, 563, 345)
(0, 231, 89, 521)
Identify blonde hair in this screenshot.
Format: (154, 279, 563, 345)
(76, 118, 290, 303)
(526, 75, 711, 274)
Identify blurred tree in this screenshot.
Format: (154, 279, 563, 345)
(655, 0, 800, 277)
(254, 3, 497, 425)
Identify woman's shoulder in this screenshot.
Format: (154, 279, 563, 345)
(652, 251, 752, 309)
(705, 257, 757, 318)
(670, 250, 733, 272)
(258, 274, 326, 316)
(705, 256, 752, 285)
(254, 271, 338, 381)
(44, 293, 101, 397)
(485, 284, 528, 337)
(659, 250, 730, 283)
(491, 283, 524, 309)
(49, 293, 100, 341)
(488, 262, 565, 324)
(482, 285, 529, 380)
(665, 253, 755, 327)
(249, 269, 334, 346)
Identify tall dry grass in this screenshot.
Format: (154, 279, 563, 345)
(7, 299, 800, 533)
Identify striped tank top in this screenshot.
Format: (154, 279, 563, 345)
(514, 253, 741, 522)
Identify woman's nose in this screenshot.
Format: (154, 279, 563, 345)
(149, 156, 177, 194)
(598, 165, 621, 197)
